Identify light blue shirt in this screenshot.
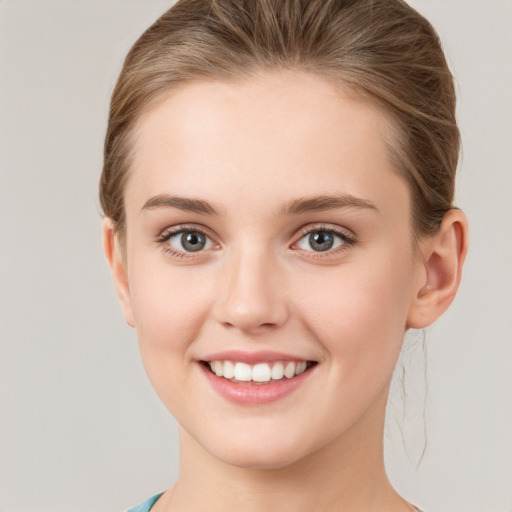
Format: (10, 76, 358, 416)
(126, 493, 163, 512)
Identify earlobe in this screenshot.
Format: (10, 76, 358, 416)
(407, 209, 468, 329)
(102, 218, 135, 327)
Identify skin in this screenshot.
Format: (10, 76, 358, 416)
(104, 70, 467, 512)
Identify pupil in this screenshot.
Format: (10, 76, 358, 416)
(310, 231, 334, 252)
(182, 232, 205, 252)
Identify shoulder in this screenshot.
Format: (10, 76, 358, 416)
(125, 493, 163, 512)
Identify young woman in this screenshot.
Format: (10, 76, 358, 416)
(100, 1, 468, 511)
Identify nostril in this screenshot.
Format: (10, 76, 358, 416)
(218, 309, 284, 333)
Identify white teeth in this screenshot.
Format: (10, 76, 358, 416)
(295, 361, 307, 375)
(284, 362, 296, 378)
(223, 360, 235, 379)
(211, 360, 223, 376)
(208, 360, 310, 382)
(271, 362, 284, 380)
(234, 362, 252, 381)
(252, 363, 271, 382)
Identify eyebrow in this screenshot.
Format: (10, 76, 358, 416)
(141, 193, 378, 216)
(141, 195, 219, 215)
(281, 194, 378, 215)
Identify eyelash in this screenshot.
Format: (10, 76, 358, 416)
(156, 224, 214, 260)
(156, 223, 357, 260)
(293, 224, 356, 259)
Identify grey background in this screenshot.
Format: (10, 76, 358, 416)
(0, 1, 510, 511)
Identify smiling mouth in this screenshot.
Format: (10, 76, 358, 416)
(201, 360, 317, 384)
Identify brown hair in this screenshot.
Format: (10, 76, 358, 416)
(100, 0, 459, 241)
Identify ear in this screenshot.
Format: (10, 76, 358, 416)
(407, 209, 468, 329)
(102, 218, 135, 327)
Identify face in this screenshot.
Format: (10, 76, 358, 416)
(115, 71, 425, 469)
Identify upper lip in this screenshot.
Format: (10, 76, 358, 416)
(199, 350, 315, 364)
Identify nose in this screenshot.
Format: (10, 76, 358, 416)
(213, 246, 289, 335)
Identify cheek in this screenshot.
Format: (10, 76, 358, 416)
(127, 256, 214, 378)
(296, 254, 414, 376)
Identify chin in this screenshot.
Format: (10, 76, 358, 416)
(194, 425, 322, 471)
(212, 445, 305, 470)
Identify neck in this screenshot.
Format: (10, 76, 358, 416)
(156, 390, 411, 512)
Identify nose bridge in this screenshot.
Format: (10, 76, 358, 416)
(214, 239, 288, 333)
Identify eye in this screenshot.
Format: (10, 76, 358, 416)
(160, 228, 214, 253)
(295, 228, 352, 253)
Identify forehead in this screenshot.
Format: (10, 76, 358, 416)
(126, 70, 408, 220)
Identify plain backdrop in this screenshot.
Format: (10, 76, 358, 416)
(0, 1, 511, 511)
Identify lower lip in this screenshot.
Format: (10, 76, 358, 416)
(200, 364, 314, 405)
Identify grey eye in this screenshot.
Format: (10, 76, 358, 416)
(296, 230, 344, 252)
(167, 230, 212, 252)
(309, 231, 334, 251)
(181, 231, 206, 252)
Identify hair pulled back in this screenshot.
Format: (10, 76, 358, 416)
(100, 0, 460, 241)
